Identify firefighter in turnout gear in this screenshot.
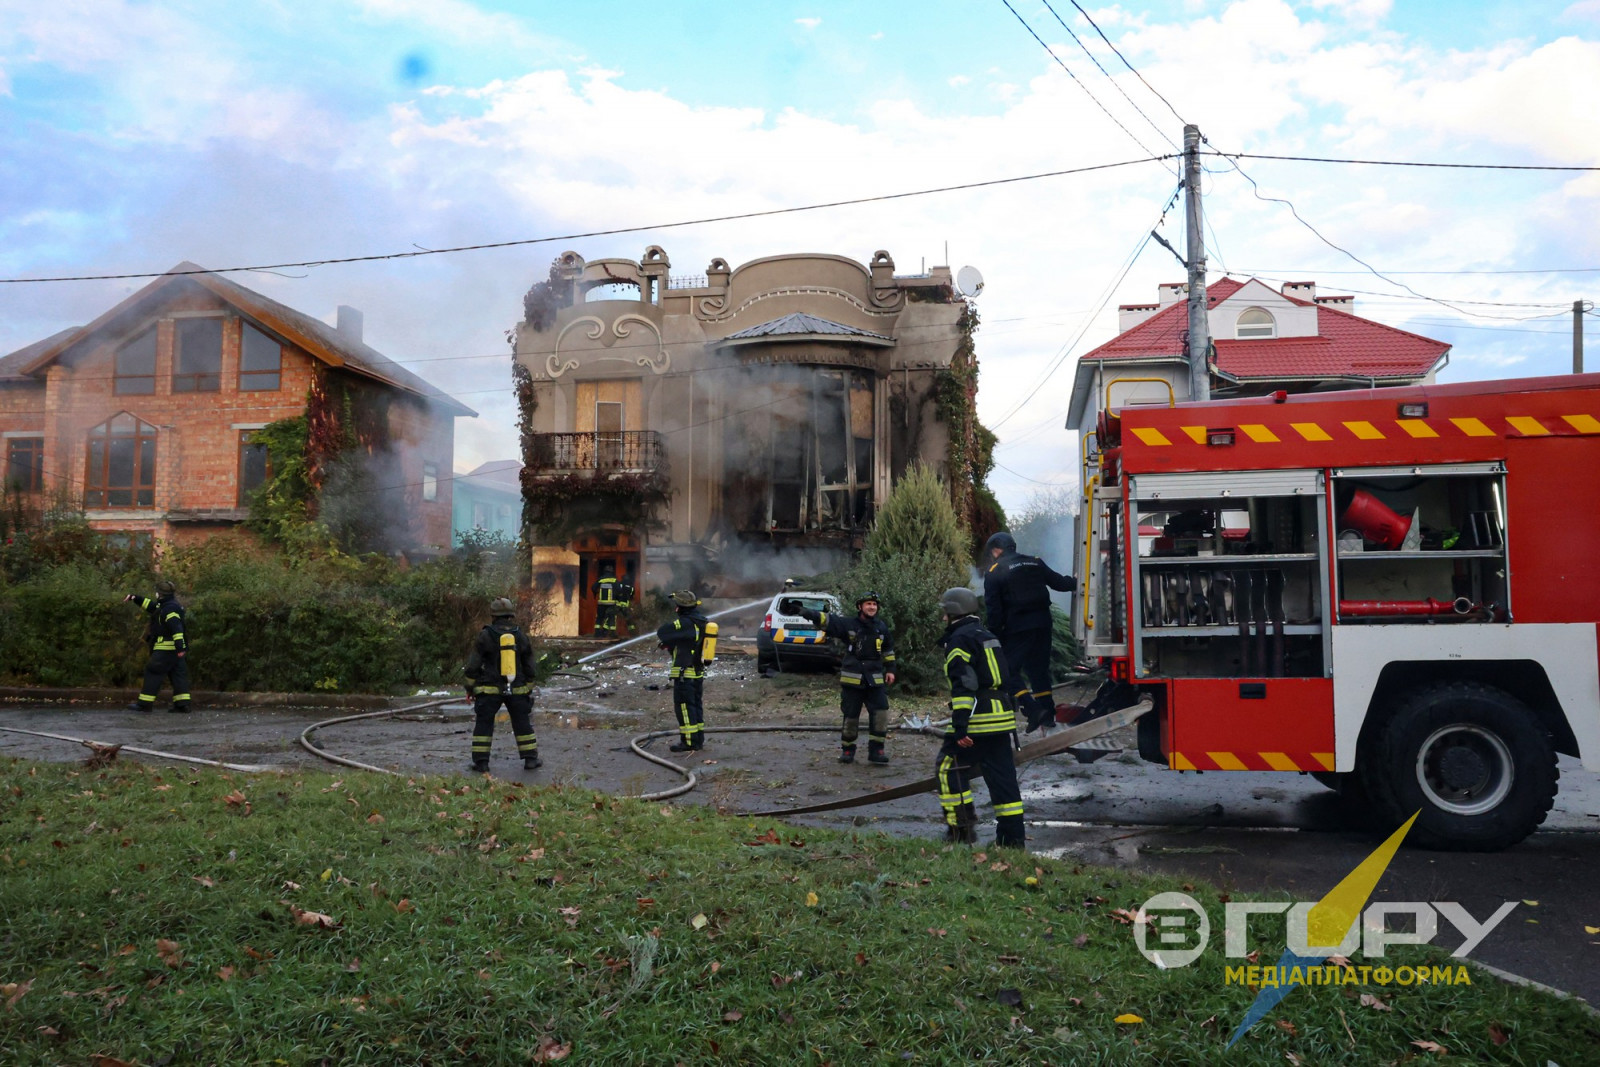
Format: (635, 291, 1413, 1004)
(463, 598, 541, 773)
(982, 531, 1076, 734)
(593, 573, 634, 640)
(124, 580, 191, 713)
(936, 586, 1026, 848)
(789, 591, 897, 764)
(657, 590, 711, 752)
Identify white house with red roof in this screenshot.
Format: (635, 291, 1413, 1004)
(1065, 277, 1451, 440)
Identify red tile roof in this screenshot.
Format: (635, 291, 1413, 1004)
(1080, 277, 1448, 381)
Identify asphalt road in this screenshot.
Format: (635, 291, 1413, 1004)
(4, 700, 1596, 1007)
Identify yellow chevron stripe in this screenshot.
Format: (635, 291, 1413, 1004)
(1343, 420, 1385, 440)
(1291, 422, 1332, 442)
(1396, 419, 1438, 439)
(1507, 415, 1549, 436)
(1312, 752, 1336, 771)
(1260, 752, 1301, 772)
(1239, 423, 1280, 443)
(1451, 417, 1495, 437)
(1171, 752, 1198, 771)
(1131, 427, 1173, 446)
(1563, 414, 1600, 434)
(1180, 425, 1208, 444)
(1208, 751, 1248, 771)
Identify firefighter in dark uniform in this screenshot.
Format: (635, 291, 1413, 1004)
(657, 590, 710, 752)
(982, 531, 1077, 733)
(463, 597, 541, 773)
(593, 573, 634, 640)
(124, 580, 191, 713)
(790, 591, 897, 765)
(936, 586, 1026, 848)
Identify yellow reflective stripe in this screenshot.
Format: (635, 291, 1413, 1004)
(164, 612, 181, 621)
(1311, 752, 1336, 771)
(950, 697, 975, 710)
(1343, 420, 1385, 440)
(1291, 422, 1331, 442)
(1396, 419, 1437, 439)
(984, 647, 1001, 686)
(171, 693, 190, 701)
(1563, 414, 1600, 434)
(1208, 751, 1248, 771)
(1506, 415, 1549, 436)
(1260, 752, 1301, 772)
(1239, 423, 1279, 443)
(945, 647, 971, 664)
(994, 802, 1024, 816)
(1180, 425, 1207, 444)
(1130, 427, 1171, 446)
(1171, 752, 1197, 770)
(1451, 416, 1495, 437)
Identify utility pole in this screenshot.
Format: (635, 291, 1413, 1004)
(1184, 124, 1211, 403)
(1576, 300, 1586, 375)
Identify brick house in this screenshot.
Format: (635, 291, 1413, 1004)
(0, 262, 474, 549)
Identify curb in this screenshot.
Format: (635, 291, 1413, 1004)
(0, 686, 398, 710)
(1468, 960, 1598, 1016)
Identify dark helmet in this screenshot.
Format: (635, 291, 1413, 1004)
(670, 590, 701, 610)
(489, 597, 516, 616)
(856, 590, 882, 609)
(155, 579, 177, 596)
(939, 587, 980, 617)
(983, 531, 1017, 556)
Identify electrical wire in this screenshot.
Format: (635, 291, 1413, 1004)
(1065, 0, 1188, 127)
(1037, 0, 1179, 152)
(997, 0, 1170, 165)
(0, 155, 1172, 285)
(1206, 151, 1600, 173)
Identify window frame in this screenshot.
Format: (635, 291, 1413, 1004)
(114, 327, 158, 395)
(84, 413, 158, 510)
(172, 315, 224, 393)
(239, 321, 283, 392)
(422, 462, 439, 503)
(4, 436, 45, 492)
(1235, 307, 1278, 339)
(238, 430, 272, 505)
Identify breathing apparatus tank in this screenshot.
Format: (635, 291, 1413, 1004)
(701, 621, 719, 665)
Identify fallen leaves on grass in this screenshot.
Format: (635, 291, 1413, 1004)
(1358, 993, 1390, 1013)
(1275, 1019, 1297, 1037)
(283, 903, 341, 930)
(392, 899, 414, 914)
(217, 966, 236, 982)
(88, 1056, 135, 1067)
(1114, 1014, 1143, 1025)
(366, 813, 385, 824)
(219, 789, 251, 814)
(746, 829, 780, 846)
(155, 939, 184, 968)
(1411, 1040, 1449, 1055)
(2, 978, 33, 1009)
(1488, 1022, 1509, 1046)
(722, 1010, 743, 1023)
(83, 742, 122, 769)
(691, 913, 709, 930)
(192, 875, 215, 888)
(558, 907, 582, 929)
(804, 892, 819, 908)
(530, 1036, 571, 1061)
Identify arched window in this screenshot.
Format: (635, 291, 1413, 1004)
(1236, 307, 1277, 339)
(85, 413, 157, 509)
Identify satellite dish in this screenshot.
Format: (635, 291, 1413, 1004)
(956, 265, 985, 297)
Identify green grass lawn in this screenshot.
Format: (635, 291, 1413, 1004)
(1, 757, 1594, 1065)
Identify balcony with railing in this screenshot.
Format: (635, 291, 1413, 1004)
(526, 430, 667, 476)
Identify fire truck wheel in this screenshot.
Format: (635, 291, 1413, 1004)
(1364, 682, 1558, 852)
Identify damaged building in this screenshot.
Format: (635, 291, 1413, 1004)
(512, 247, 985, 635)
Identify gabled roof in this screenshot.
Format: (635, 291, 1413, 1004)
(459, 459, 523, 493)
(1079, 277, 1449, 382)
(721, 312, 894, 343)
(3, 262, 475, 416)
(0, 327, 79, 381)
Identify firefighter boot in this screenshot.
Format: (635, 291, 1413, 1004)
(945, 802, 979, 845)
(838, 744, 856, 764)
(668, 736, 700, 753)
(523, 753, 543, 771)
(471, 760, 490, 774)
(867, 740, 889, 765)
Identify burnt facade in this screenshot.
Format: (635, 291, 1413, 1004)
(512, 247, 974, 635)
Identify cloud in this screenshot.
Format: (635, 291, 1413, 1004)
(869, 31, 884, 40)
(1303, 0, 1392, 22)
(795, 16, 821, 29)
(1562, 0, 1600, 19)
(948, 74, 971, 87)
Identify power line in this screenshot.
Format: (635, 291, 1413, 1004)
(1207, 151, 1600, 173)
(1065, 0, 1187, 127)
(0, 155, 1172, 285)
(993, 460, 1076, 487)
(997, 0, 1169, 164)
(1233, 265, 1600, 276)
(1037, 0, 1179, 152)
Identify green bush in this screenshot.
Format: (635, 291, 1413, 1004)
(836, 462, 971, 692)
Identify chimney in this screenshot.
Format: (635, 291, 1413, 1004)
(336, 305, 364, 342)
(1157, 282, 1188, 307)
(1281, 281, 1316, 302)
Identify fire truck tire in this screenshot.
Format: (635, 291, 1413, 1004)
(1363, 682, 1558, 852)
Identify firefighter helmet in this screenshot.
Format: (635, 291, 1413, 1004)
(856, 590, 882, 609)
(488, 597, 516, 616)
(155, 579, 177, 596)
(939, 587, 980, 617)
(670, 590, 701, 609)
(982, 531, 1017, 556)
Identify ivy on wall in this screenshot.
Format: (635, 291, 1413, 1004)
(932, 301, 1005, 548)
(520, 469, 670, 545)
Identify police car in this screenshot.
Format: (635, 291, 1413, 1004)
(756, 589, 842, 675)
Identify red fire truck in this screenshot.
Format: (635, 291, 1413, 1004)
(1077, 373, 1600, 850)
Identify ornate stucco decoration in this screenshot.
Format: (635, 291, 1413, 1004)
(546, 314, 671, 378)
(698, 286, 900, 324)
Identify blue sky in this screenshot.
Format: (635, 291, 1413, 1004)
(2, 0, 1597, 511)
